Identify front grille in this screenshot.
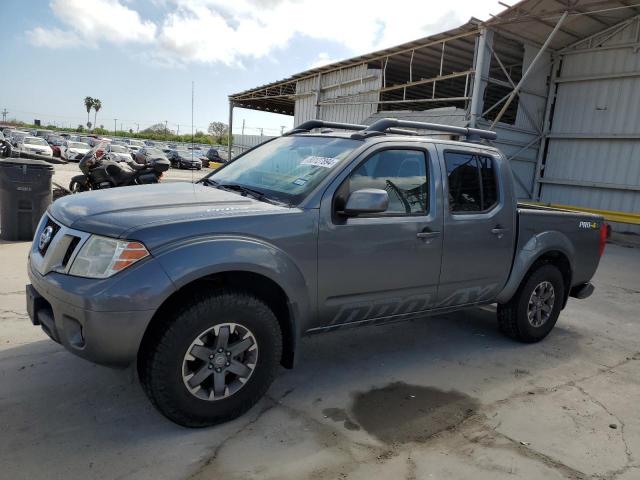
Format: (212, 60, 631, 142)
(31, 216, 91, 276)
(38, 217, 61, 256)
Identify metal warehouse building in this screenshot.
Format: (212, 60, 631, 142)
(229, 0, 640, 231)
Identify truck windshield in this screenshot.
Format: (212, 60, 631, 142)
(207, 136, 360, 204)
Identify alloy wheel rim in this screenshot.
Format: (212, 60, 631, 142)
(527, 281, 555, 328)
(182, 323, 258, 401)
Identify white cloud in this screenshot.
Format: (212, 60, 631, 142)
(308, 52, 339, 69)
(26, 0, 156, 48)
(26, 27, 82, 48)
(155, 0, 502, 66)
(27, 0, 503, 65)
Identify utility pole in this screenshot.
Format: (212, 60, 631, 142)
(177, 124, 179, 135)
(114, 118, 117, 135)
(135, 123, 139, 133)
(260, 128, 263, 136)
(1, 108, 8, 122)
(164, 120, 168, 136)
(241, 119, 245, 136)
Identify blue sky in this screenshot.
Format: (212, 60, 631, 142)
(0, 0, 501, 135)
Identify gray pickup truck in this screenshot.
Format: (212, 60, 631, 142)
(27, 119, 606, 427)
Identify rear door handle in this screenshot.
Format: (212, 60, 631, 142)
(417, 231, 441, 239)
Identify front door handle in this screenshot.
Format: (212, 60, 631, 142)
(417, 231, 441, 239)
(491, 226, 508, 238)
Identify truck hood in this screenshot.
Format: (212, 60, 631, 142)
(50, 182, 290, 238)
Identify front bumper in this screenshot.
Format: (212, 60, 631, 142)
(26, 214, 176, 367)
(27, 266, 157, 368)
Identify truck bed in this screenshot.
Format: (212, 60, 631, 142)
(516, 202, 604, 288)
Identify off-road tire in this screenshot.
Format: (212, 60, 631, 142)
(138, 289, 282, 427)
(497, 264, 565, 343)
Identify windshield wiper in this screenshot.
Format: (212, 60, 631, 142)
(215, 182, 289, 207)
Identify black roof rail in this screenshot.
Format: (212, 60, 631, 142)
(284, 118, 497, 141)
(364, 118, 497, 141)
(283, 120, 367, 135)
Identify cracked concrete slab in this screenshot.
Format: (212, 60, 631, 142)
(0, 241, 638, 480)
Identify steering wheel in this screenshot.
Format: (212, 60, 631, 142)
(385, 180, 411, 214)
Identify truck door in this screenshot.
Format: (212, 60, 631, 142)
(435, 147, 516, 307)
(314, 143, 444, 331)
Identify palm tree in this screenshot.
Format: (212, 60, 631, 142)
(84, 96, 94, 129)
(93, 99, 102, 130)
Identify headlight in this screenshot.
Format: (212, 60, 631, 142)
(69, 235, 149, 279)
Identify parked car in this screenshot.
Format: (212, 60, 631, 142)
(167, 149, 202, 170)
(60, 140, 91, 161)
(46, 135, 65, 157)
(105, 143, 133, 162)
(19, 136, 53, 157)
(88, 136, 110, 147)
(133, 146, 169, 165)
(35, 129, 53, 138)
(10, 131, 29, 147)
(26, 118, 606, 428)
(126, 139, 145, 155)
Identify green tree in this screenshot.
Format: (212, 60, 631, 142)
(84, 96, 94, 128)
(208, 121, 228, 139)
(93, 99, 102, 130)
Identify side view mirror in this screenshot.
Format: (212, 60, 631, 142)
(342, 188, 389, 216)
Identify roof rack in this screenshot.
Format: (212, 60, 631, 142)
(284, 118, 497, 142)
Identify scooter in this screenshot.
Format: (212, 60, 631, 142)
(69, 142, 170, 192)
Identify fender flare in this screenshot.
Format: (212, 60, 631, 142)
(496, 230, 574, 304)
(153, 235, 312, 356)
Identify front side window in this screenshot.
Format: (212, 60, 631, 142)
(445, 151, 498, 213)
(342, 149, 429, 215)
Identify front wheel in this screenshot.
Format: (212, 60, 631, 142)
(69, 175, 90, 193)
(497, 264, 565, 343)
(138, 290, 282, 427)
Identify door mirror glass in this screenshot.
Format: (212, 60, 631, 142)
(343, 189, 389, 216)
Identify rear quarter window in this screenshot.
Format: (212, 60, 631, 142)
(445, 151, 498, 213)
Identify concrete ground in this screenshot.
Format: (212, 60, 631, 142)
(0, 239, 638, 480)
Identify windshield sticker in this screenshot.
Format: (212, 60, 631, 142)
(292, 178, 307, 186)
(301, 155, 341, 168)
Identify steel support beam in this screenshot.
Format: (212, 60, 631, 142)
(490, 11, 568, 129)
(469, 28, 492, 128)
(533, 57, 560, 200)
(536, 177, 640, 193)
(227, 100, 234, 162)
(314, 73, 322, 119)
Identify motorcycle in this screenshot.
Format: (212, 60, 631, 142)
(69, 142, 170, 192)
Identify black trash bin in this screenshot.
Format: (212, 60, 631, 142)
(0, 158, 54, 241)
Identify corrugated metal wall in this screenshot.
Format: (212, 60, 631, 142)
(233, 134, 276, 150)
(540, 19, 640, 232)
(294, 64, 382, 125)
(484, 44, 549, 199)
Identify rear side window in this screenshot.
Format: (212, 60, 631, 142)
(346, 149, 429, 215)
(445, 152, 498, 213)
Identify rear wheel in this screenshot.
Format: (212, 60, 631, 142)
(497, 264, 565, 343)
(138, 290, 282, 427)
